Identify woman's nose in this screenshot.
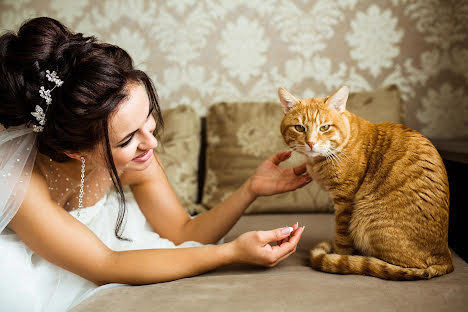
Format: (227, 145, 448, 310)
(138, 132, 158, 151)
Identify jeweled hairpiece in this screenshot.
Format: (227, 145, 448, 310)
(31, 70, 63, 132)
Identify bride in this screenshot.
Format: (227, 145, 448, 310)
(0, 17, 311, 311)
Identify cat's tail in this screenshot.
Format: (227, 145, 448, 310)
(309, 241, 453, 281)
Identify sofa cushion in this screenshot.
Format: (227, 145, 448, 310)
(346, 84, 402, 124)
(70, 213, 468, 312)
(156, 105, 204, 215)
(202, 85, 402, 213)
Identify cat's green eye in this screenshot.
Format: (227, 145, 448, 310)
(294, 125, 306, 132)
(320, 125, 330, 132)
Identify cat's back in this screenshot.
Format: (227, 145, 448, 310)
(373, 122, 446, 177)
(362, 121, 449, 211)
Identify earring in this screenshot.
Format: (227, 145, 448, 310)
(77, 156, 86, 217)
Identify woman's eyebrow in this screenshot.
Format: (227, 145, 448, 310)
(115, 105, 153, 145)
(116, 130, 138, 145)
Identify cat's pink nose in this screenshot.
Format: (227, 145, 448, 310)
(307, 141, 315, 149)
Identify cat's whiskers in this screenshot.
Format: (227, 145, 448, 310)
(288, 143, 308, 155)
(326, 155, 337, 168)
(330, 151, 341, 162)
(327, 142, 350, 166)
(330, 153, 340, 166)
(336, 151, 351, 164)
(323, 148, 348, 168)
(323, 150, 338, 168)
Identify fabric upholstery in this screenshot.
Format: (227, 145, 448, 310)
(70, 213, 468, 312)
(156, 105, 204, 215)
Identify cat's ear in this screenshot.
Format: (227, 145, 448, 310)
(278, 87, 299, 114)
(327, 86, 349, 113)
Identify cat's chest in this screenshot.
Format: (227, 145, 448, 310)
(306, 160, 344, 188)
(306, 157, 364, 198)
(306, 163, 329, 185)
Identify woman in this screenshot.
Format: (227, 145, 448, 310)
(0, 17, 310, 311)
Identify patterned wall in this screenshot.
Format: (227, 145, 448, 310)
(1, 0, 467, 145)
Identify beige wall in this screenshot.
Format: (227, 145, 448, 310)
(1, 0, 467, 144)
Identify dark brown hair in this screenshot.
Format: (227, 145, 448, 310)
(0, 17, 164, 238)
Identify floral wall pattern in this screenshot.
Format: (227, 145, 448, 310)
(1, 0, 467, 145)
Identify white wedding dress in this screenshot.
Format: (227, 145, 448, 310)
(0, 161, 207, 312)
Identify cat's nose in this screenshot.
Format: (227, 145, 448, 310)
(307, 141, 315, 149)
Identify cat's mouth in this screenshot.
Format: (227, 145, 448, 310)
(300, 143, 331, 158)
(297, 146, 323, 157)
(306, 150, 324, 157)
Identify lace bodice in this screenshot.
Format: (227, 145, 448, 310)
(35, 153, 113, 211)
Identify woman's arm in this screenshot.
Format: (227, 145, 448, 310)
(126, 151, 310, 244)
(9, 167, 303, 286)
(129, 156, 256, 245)
(183, 150, 311, 244)
(102, 224, 303, 285)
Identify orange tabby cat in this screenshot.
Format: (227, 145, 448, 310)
(279, 86, 453, 280)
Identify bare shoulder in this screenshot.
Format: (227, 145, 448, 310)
(9, 164, 62, 227)
(19, 164, 55, 209)
(8, 162, 114, 285)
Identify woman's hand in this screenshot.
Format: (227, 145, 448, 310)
(247, 150, 312, 197)
(229, 222, 304, 267)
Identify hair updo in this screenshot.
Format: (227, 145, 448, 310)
(0, 17, 164, 238)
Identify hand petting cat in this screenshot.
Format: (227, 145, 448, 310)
(246, 150, 312, 197)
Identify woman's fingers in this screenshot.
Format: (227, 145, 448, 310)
(292, 222, 299, 231)
(282, 225, 303, 249)
(290, 163, 312, 189)
(254, 223, 305, 267)
(273, 242, 298, 265)
(277, 222, 300, 246)
(277, 234, 303, 263)
(269, 150, 292, 165)
(277, 222, 297, 246)
(257, 226, 293, 245)
(271, 225, 304, 261)
(297, 174, 313, 188)
(292, 162, 308, 176)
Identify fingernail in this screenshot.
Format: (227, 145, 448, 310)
(302, 226, 306, 231)
(282, 227, 293, 235)
(295, 222, 298, 228)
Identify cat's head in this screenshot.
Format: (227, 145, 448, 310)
(279, 86, 350, 158)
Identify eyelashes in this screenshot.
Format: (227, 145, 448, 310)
(119, 134, 134, 147)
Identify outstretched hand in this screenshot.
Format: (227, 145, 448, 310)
(231, 222, 304, 267)
(247, 150, 312, 197)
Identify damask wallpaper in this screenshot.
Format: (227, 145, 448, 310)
(1, 0, 467, 147)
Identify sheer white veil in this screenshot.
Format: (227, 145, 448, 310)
(0, 125, 37, 233)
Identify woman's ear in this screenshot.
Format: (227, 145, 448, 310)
(64, 152, 83, 161)
(278, 87, 299, 114)
(326, 86, 349, 113)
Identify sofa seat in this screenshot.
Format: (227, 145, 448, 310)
(71, 213, 468, 312)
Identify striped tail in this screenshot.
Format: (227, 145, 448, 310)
(309, 241, 453, 281)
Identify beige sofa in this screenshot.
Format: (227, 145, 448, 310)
(71, 86, 468, 311)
